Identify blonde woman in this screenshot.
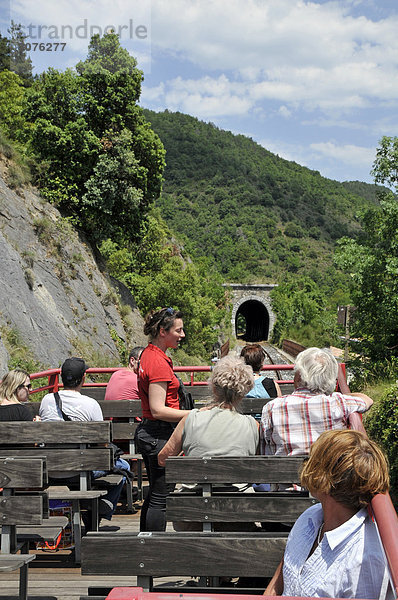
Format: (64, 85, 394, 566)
(0, 369, 33, 421)
(158, 356, 259, 464)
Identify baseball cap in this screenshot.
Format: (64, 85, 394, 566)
(61, 357, 87, 384)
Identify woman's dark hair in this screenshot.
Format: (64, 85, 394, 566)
(240, 344, 265, 373)
(143, 307, 183, 340)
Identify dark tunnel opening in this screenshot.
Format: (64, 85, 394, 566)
(235, 300, 269, 342)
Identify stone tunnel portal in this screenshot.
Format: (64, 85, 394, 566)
(235, 299, 270, 342)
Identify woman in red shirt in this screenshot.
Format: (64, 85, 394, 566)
(136, 307, 189, 531)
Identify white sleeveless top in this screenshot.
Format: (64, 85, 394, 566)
(182, 407, 259, 457)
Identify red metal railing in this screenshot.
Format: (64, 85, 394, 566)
(29, 364, 295, 394)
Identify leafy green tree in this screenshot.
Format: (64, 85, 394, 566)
(25, 33, 165, 243)
(371, 136, 398, 190)
(0, 70, 26, 139)
(335, 193, 398, 362)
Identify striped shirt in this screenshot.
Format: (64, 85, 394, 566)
(261, 388, 367, 456)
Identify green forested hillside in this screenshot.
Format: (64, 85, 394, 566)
(144, 109, 379, 285)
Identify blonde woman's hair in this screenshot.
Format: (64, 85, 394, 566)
(210, 356, 254, 408)
(300, 429, 389, 511)
(0, 369, 30, 405)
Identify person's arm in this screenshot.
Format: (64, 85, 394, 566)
(264, 558, 284, 596)
(149, 382, 189, 421)
(158, 415, 188, 466)
(274, 382, 282, 397)
(346, 392, 373, 409)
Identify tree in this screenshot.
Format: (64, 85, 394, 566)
(7, 22, 33, 86)
(335, 194, 398, 363)
(335, 136, 398, 364)
(0, 70, 26, 139)
(25, 33, 165, 243)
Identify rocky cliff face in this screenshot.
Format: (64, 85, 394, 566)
(0, 171, 146, 374)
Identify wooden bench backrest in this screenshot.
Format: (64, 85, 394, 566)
(81, 531, 287, 578)
(0, 422, 113, 473)
(165, 456, 314, 527)
(0, 421, 111, 445)
(0, 457, 46, 488)
(165, 456, 306, 484)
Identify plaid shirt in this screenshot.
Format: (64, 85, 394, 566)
(261, 388, 367, 456)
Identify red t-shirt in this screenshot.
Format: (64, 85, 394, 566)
(138, 343, 180, 419)
(104, 369, 139, 401)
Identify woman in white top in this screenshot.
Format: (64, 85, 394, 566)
(265, 429, 390, 599)
(158, 355, 259, 465)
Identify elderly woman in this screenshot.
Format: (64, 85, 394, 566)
(0, 369, 33, 421)
(158, 356, 259, 465)
(265, 429, 390, 599)
(136, 307, 190, 532)
(240, 344, 281, 399)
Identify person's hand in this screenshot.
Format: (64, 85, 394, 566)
(33, 415, 41, 421)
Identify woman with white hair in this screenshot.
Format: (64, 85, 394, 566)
(158, 355, 259, 465)
(0, 369, 33, 421)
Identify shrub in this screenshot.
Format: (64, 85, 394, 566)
(365, 382, 398, 506)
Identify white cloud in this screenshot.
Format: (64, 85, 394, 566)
(147, 0, 398, 115)
(310, 141, 375, 167)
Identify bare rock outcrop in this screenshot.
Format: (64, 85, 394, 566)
(0, 175, 146, 373)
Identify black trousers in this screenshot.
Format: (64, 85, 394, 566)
(135, 419, 175, 531)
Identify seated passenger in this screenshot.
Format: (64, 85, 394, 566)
(261, 347, 373, 456)
(105, 346, 144, 401)
(40, 357, 130, 524)
(158, 355, 259, 465)
(265, 429, 391, 599)
(0, 369, 33, 421)
(240, 344, 281, 399)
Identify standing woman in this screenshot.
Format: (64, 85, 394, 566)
(136, 307, 189, 531)
(0, 369, 33, 421)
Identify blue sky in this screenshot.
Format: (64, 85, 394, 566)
(2, 0, 398, 184)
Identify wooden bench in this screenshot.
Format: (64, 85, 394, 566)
(27, 398, 142, 510)
(0, 421, 114, 565)
(0, 456, 66, 600)
(82, 456, 314, 593)
(165, 456, 316, 532)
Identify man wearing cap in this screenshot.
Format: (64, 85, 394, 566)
(40, 357, 103, 421)
(39, 357, 129, 525)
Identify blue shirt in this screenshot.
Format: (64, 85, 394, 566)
(246, 376, 270, 399)
(283, 504, 389, 599)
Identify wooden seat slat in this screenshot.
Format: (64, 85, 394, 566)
(82, 532, 287, 578)
(2, 448, 112, 471)
(111, 422, 138, 439)
(99, 400, 142, 418)
(0, 554, 35, 572)
(0, 496, 43, 525)
(165, 456, 305, 484)
(166, 495, 316, 522)
(0, 457, 45, 488)
(0, 421, 111, 444)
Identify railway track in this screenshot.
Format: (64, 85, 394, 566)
(261, 342, 293, 380)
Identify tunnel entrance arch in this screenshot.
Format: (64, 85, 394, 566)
(235, 299, 270, 342)
(224, 284, 277, 342)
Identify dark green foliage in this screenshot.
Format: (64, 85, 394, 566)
(365, 383, 398, 505)
(100, 209, 228, 359)
(336, 135, 398, 366)
(24, 33, 165, 244)
(335, 193, 398, 363)
(143, 109, 379, 285)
